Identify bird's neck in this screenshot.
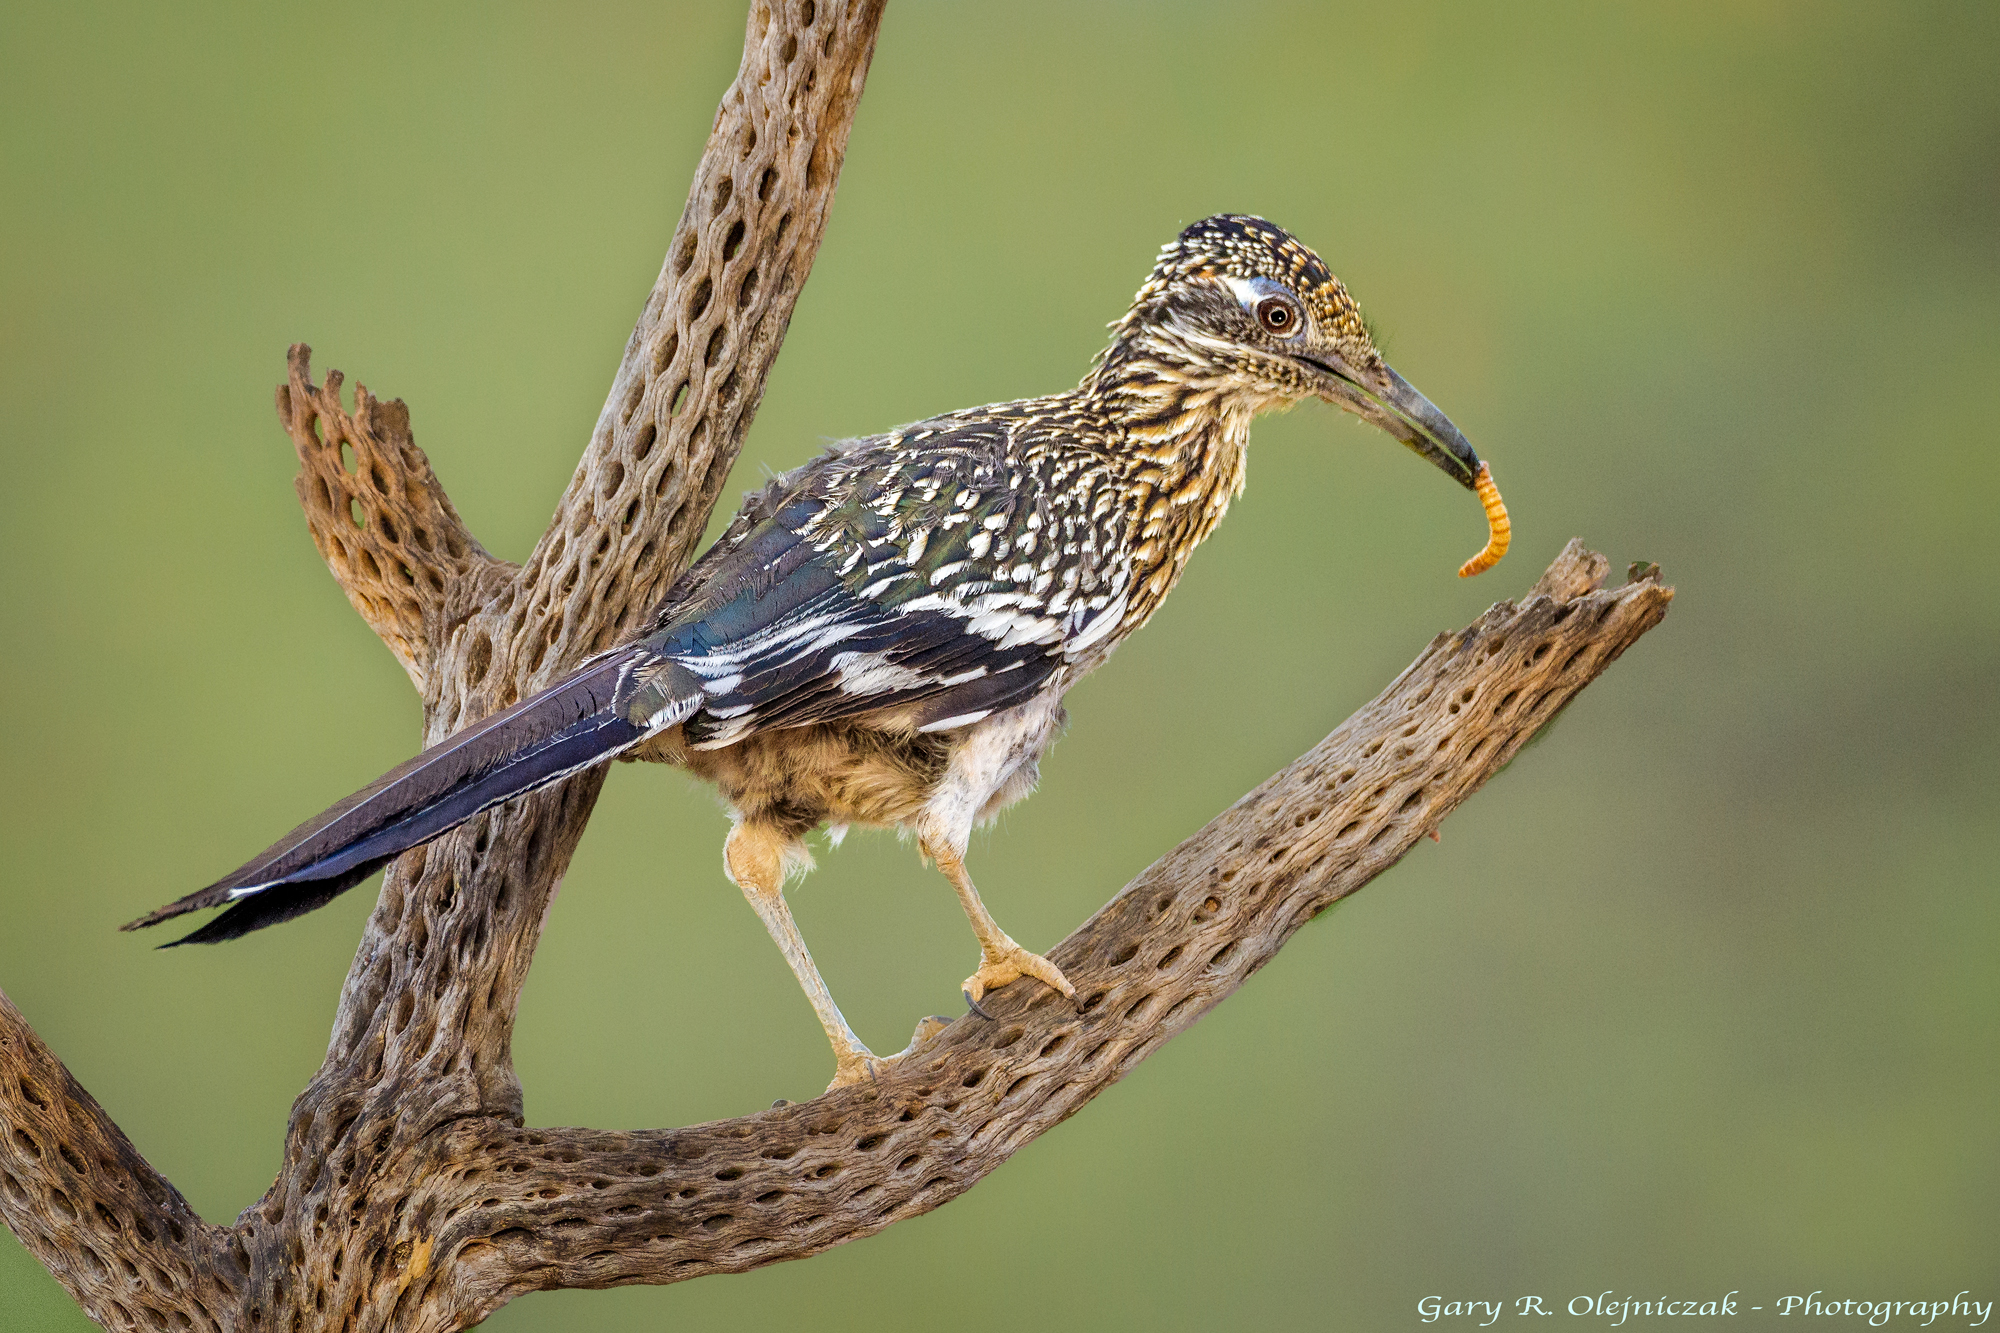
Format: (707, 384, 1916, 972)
(1074, 329, 1276, 634)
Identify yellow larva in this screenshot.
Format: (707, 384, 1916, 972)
(1458, 462, 1510, 578)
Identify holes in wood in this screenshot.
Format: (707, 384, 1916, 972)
(757, 166, 778, 201)
(722, 219, 746, 261)
(651, 332, 679, 377)
(714, 176, 733, 214)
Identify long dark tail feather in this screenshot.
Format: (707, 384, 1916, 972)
(126, 648, 686, 945)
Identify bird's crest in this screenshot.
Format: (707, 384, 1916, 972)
(1127, 214, 1373, 351)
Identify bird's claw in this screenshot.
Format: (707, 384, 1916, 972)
(963, 989, 994, 1020)
(825, 1049, 886, 1091)
(903, 1015, 953, 1051)
(962, 946, 1076, 1012)
(824, 1014, 954, 1091)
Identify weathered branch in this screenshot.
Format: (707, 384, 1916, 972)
(0, 0, 1675, 1327)
(0, 989, 239, 1329)
(277, 349, 511, 692)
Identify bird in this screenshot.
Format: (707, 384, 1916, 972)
(127, 215, 1497, 1089)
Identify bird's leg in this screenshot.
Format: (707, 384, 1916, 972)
(724, 822, 882, 1090)
(921, 837, 1077, 1013)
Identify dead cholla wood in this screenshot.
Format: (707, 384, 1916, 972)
(278, 356, 508, 692)
(0, 2, 1677, 1329)
(0, 988, 241, 1330)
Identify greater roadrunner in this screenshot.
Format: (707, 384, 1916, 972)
(130, 215, 1505, 1088)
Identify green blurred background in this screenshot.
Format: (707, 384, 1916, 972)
(3, 1, 1995, 1328)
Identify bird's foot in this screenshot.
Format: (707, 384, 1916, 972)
(823, 1016, 953, 1091)
(962, 945, 1076, 1013)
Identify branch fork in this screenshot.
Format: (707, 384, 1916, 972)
(0, 2, 1671, 1327)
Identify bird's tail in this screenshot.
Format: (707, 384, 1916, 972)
(124, 648, 695, 946)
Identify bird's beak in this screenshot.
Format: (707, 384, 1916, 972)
(1302, 355, 1483, 492)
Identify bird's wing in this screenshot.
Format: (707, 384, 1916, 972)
(630, 419, 1121, 746)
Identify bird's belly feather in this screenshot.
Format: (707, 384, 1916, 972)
(642, 692, 1064, 852)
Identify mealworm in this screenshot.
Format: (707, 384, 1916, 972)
(1457, 461, 1510, 577)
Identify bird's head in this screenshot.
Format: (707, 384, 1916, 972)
(1100, 214, 1483, 492)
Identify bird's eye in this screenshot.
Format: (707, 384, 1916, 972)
(1256, 296, 1300, 336)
